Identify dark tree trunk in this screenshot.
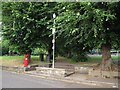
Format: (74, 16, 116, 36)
(67, 51, 72, 58)
(28, 53, 31, 63)
(101, 44, 112, 71)
(48, 43, 53, 68)
(48, 48, 52, 60)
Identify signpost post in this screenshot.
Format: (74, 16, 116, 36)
(52, 13, 56, 68)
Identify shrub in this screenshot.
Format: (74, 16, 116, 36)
(71, 53, 88, 62)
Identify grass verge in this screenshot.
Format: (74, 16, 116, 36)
(0, 55, 47, 67)
(0, 55, 119, 67)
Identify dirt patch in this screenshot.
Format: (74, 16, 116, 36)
(1, 59, 24, 67)
(93, 63, 120, 72)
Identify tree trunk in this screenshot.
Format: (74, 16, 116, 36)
(67, 51, 72, 57)
(48, 44, 53, 68)
(101, 44, 112, 71)
(28, 54, 31, 63)
(28, 49, 32, 63)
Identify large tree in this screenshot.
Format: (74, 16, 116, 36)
(2, 2, 120, 69)
(2, 2, 57, 58)
(55, 2, 120, 70)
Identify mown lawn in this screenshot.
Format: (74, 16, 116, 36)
(87, 55, 120, 63)
(0, 55, 46, 67)
(0, 55, 119, 67)
(0, 56, 24, 60)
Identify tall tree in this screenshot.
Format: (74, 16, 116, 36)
(55, 2, 120, 69)
(2, 2, 58, 64)
(2, 2, 57, 55)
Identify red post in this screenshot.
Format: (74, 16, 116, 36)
(24, 54, 29, 67)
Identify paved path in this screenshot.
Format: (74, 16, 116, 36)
(2, 70, 98, 88)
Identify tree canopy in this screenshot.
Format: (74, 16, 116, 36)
(2, 2, 120, 65)
(2, 2, 56, 54)
(55, 2, 120, 50)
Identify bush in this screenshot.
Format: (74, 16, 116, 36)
(71, 53, 88, 62)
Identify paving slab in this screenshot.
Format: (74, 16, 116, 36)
(1, 64, 119, 88)
(25, 70, 118, 88)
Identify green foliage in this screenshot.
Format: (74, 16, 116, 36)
(2, 2, 120, 62)
(0, 40, 9, 55)
(2, 2, 57, 54)
(71, 53, 88, 62)
(32, 48, 47, 54)
(55, 2, 120, 55)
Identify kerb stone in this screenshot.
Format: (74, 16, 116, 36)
(36, 67, 67, 77)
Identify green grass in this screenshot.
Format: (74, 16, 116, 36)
(0, 55, 119, 67)
(0, 55, 43, 61)
(0, 55, 47, 67)
(87, 55, 120, 63)
(87, 56, 101, 63)
(0, 56, 24, 60)
(111, 55, 120, 60)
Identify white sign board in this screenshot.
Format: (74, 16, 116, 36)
(52, 28, 55, 34)
(52, 46, 54, 50)
(52, 39, 55, 43)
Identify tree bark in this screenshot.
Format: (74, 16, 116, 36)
(28, 49, 32, 63)
(48, 43, 53, 68)
(101, 44, 112, 71)
(67, 51, 72, 58)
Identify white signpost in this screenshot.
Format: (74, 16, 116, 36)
(52, 13, 56, 68)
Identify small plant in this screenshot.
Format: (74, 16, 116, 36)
(71, 53, 88, 62)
